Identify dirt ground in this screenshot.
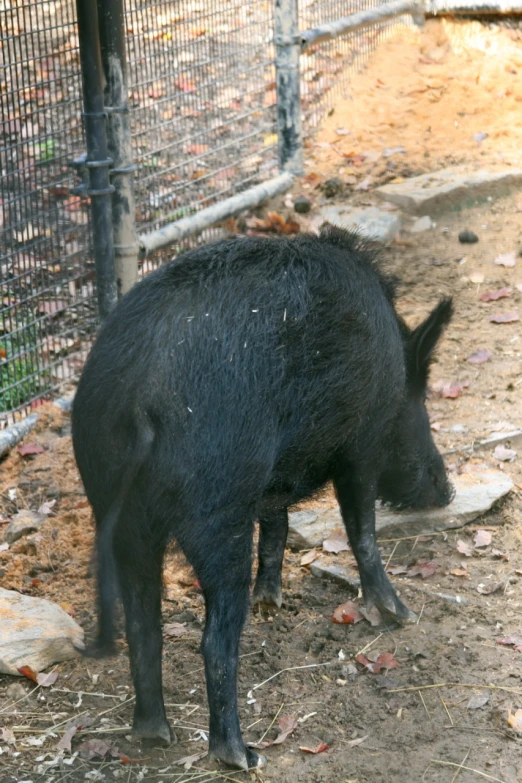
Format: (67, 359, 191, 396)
(2, 16, 522, 783)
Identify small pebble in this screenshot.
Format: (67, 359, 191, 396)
(459, 230, 479, 244)
(294, 195, 311, 214)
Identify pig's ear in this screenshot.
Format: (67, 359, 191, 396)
(408, 297, 453, 388)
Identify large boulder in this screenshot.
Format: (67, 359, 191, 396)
(0, 588, 85, 676)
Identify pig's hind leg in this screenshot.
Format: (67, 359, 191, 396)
(252, 508, 288, 608)
(334, 467, 416, 622)
(113, 512, 173, 745)
(179, 514, 264, 771)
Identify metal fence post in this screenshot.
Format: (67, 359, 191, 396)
(274, 0, 303, 175)
(97, 0, 139, 296)
(75, 0, 118, 318)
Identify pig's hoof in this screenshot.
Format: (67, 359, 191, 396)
(365, 586, 416, 623)
(83, 639, 118, 658)
(252, 580, 282, 609)
(209, 745, 266, 770)
(133, 718, 175, 746)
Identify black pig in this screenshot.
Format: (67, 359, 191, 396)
(72, 226, 453, 770)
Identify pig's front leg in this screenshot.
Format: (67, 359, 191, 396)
(334, 467, 416, 622)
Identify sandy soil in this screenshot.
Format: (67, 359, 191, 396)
(1, 17, 522, 783)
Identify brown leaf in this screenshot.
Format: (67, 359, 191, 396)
(480, 287, 511, 302)
(174, 752, 206, 768)
(78, 738, 119, 760)
(493, 445, 517, 462)
(450, 568, 469, 577)
(489, 312, 520, 323)
(323, 528, 350, 554)
(467, 349, 492, 365)
(388, 565, 408, 575)
(164, 623, 188, 637)
(300, 742, 329, 754)
(359, 605, 382, 627)
(407, 561, 438, 579)
(493, 252, 516, 267)
(37, 671, 58, 687)
(508, 708, 522, 731)
(17, 442, 45, 456)
(474, 530, 492, 548)
(300, 548, 320, 566)
(457, 539, 473, 557)
(250, 715, 298, 749)
(498, 634, 522, 651)
(56, 724, 78, 752)
(356, 652, 398, 673)
(1, 727, 16, 744)
(441, 382, 466, 399)
(491, 549, 509, 561)
(332, 601, 363, 625)
(17, 665, 38, 683)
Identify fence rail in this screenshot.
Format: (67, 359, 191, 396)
(1, 0, 415, 426)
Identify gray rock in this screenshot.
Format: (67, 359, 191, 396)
(0, 588, 84, 676)
(288, 470, 513, 548)
(311, 559, 360, 592)
(320, 205, 401, 243)
(376, 167, 522, 214)
(410, 216, 432, 233)
(458, 229, 479, 244)
(5, 510, 46, 544)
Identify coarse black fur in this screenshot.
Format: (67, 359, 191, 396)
(72, 225, 453, 770)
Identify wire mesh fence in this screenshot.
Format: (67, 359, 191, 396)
(1, 0, 412, 426)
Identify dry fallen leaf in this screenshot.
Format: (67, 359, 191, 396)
(300, 742, 329, 754)
(508, 708, 522, 732)
(469, 272, 485, 283)
(78, 738, 119, 760)
(457, 539, 473, 557)
(37, 671, 58, 687)
(467, 694, 489, 710)
(467, 349, 492, 365)
(356, 652, 398, 673)
(17, 442, 45, 456)
(323, 528, 350, 554)
(450, 568, 469, 577)
(474, 529, 492, 547)
(498, 634, 522, 651)
(55, 724, 78, 752)
(1, 727, 16, 744)
(300, 548, 320, 566)
(489, 312, 520, 324)
(493, 445, 517, 462)
(250, 715, 298, 749)
(407, 561, 438, 579)
(332, 600, 363, 625)
(480, 287, 511, 302)
(17, 665, 39, 683)
(493, 252, 516, 268)
(174, 752, 205, 768)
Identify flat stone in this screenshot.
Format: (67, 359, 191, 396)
(320, 205, 401, 243)
(310, 560, 360, 592)
(375, 167, 522, 215)
(5, 510, 46, 544)
(288, 470, 512, 548)
(410, 216, 432, 233)
(0, 588, 84, 676)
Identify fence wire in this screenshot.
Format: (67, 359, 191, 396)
(1, 0, 411, 425)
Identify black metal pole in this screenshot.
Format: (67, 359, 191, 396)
(75, 0, 118, 319)
(274, 0, 303, 175)
(97, 0, 139, 297)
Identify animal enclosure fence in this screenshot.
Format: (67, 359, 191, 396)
(0, 0, 418, 426)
